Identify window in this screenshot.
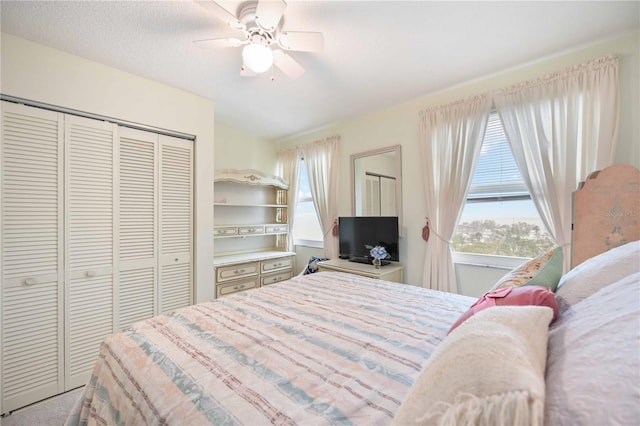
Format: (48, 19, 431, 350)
(292, 159, 323, 247)
(453, 111, 553, 258)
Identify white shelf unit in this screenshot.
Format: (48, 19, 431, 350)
(213, 169, 295, 298)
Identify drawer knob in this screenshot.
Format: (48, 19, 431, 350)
(85, 270, 96, 278)
(24, 278, 35, 286)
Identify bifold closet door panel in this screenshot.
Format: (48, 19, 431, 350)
(64, 115, 117, 389)
(159, 136, 193, 313)
(1, 102, 65, 412)
(1, 101, 195, 413)
(118, 127, 157, 328)
(119, 131, 193, 317)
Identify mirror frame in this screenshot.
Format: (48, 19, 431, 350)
(350, 144, 403, 233)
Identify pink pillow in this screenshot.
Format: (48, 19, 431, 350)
(448, 286, 558, 334)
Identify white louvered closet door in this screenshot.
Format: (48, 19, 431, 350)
(159, 136, 193, 313)
(64, 115, 117, 389)
(118, 127, 157, 329)
(1, 102, 64, 413)
(1, 102, 194, 414)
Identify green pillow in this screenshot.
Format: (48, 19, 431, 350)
(491, 246, 563, 292)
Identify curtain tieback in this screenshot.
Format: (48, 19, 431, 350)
(424, 217, 452, 244)
(323, 219, 338, 238)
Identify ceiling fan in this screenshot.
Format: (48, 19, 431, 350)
(194, 0, 324, 79)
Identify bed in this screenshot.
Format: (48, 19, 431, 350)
(66, 273, 473, 425)
(66, 164, 639, 426)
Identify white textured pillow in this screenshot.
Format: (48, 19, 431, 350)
(545, 272, 640, 426)
(393, 306, 553, 426)
(556, 240, 640, 310)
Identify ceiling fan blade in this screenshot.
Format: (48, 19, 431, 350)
(273, 49, 305, 79)
(240, 63, 257, 77)
(277, 31, 324, 52)
(193, 37, 246, 49)
(255, 0, 287, 32)
(194, 1, 245, 31)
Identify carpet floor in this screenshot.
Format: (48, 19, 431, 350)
(1, 387, 83, 426)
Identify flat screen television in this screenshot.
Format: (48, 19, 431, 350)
(338, 216, 399, 263)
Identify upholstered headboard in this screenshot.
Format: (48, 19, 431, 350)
(571, 164, 640, 268)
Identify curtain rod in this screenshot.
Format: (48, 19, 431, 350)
(1, 94, 196, 141)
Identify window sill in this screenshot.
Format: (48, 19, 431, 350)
(294, 239, 324, 249)
(453, 252, 530, 270)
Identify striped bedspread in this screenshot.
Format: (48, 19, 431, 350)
(66, 271, 473, 425)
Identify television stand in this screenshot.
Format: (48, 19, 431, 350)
(317, 259, 404, 283)
(348, 256, 391, 266)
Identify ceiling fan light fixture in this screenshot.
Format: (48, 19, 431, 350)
(194, 0, 323, 79)
(242, 43, 273, 73)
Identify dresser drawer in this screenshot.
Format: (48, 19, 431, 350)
(261, 270, 293, 286)
(261, 256, 293, 273)
(238, 226, 264, 236)
(216, 277, 259, 297)
(216, 262, 259, 282)
(214, 226, 238, 237)
(265, 224, 288, 234)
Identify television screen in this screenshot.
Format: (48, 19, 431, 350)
(338, 216, 399, 263)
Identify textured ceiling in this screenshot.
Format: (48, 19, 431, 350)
(1, 1, 638, 141)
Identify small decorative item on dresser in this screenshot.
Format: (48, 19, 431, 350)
(372, 257, 382, 269)
(369, 245, 389, 269)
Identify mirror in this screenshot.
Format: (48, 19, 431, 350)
(351, 145, 402, 228)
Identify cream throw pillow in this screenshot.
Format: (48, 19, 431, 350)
(393, 306, 553, 426)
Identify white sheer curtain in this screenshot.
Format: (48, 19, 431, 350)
(419, 94, 492, 293)
(494, 54, 620, 272)
(277, 147, 301, 252)
(300, 135, 340, 259)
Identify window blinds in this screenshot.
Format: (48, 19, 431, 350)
(467, 111, 529, 201)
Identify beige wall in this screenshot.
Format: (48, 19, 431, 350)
(276, 32, 640, 293)
(1, 33, 215, 302)
(214, 123, 276, 174)
(7, 30, 635, 298)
